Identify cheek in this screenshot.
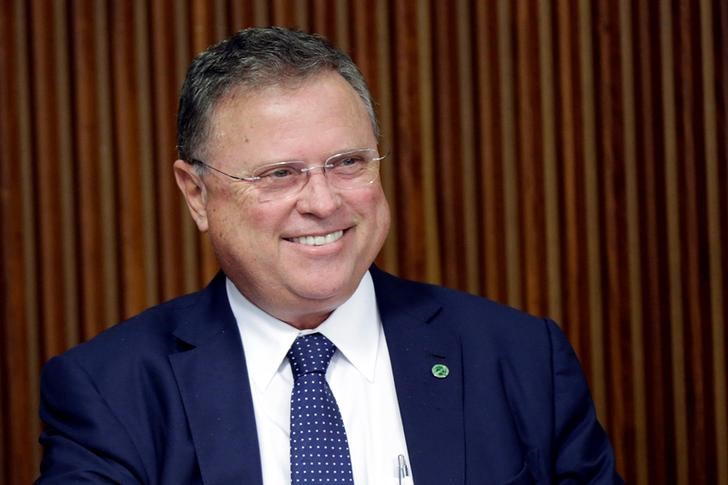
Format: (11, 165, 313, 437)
(349, 184, 386, 209)
(245, 207, 287, 238)
(377, 197, 391, 227)
(228, 203, 291, 248)
(364, 187, 390, 221)
(210, 189, 276, 232)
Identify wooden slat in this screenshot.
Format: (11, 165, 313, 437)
(334, 0, 349, 53)
(472, 1, 502, 302)
(190, 0, 215, 52)
(577, 0, 608, 424)
(414, 0, 440, 284)
(676, 1, 712, 481)
(536, 0, 563, 323)
(0, 6, 8, 468)
(372, 0, 399, 273)
(31, 0, 69, 358)
(700, 1, 728, 482)
(133, 0, 160, 307)
(272, 0, 296, 26)
(496, 0, 522, 309)
(94, 0, 121, 329)
(73, 0, 107, 339)
(474, 0, 507, 303)
(213, 0, 227, 39)
(294, 0, 310, 30)
(189, 0, 220, 285)
(659, 1, 690, 483)
(252, 0, 269, 27)
(311, 0, 335, 42)
(151, 0, 186, 301)
(455, 0, 480, 295)
(22, 0, 43, 463)
(390, 0, 427, 280)
(1, 2, 37, 482)
(433, 0, 465, 289)
(172, 1, 201, 295)
(594, 0, 630, 471)
(515, 0, 547, 316)
(52, 0, 80, 349)
(634, 0, 671, 481)
(108, 1, 142, 315)
(555, 0, 589, 361)
(618, 1, 649, 482)
(229, 0, 254, 30)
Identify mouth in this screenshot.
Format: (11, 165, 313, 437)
(285, 229, 345, 246)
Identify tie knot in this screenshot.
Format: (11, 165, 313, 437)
(287, 333, 336, 380)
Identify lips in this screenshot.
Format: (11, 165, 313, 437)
(286, 229, 344, 246)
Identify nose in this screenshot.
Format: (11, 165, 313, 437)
(294, 170, 341, 216)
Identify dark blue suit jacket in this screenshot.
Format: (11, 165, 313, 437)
(38, 268, 622, 484)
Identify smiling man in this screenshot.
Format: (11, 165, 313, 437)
(37, 27, 623, 484)
(174, 69, 390, 329)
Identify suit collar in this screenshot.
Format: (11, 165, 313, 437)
(371, 267, 466, 485)
(171, 272, 232, 347)
(170, 272, 263, 485)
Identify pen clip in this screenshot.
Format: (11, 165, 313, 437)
(397, 454, 409, 484)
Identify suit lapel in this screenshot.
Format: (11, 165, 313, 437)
(372, 268, 466, 485)
(169, 273, 263, 485)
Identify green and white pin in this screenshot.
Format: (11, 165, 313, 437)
(431, 363, 449, 379)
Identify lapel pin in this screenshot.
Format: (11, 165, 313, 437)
(431, 363, 449, 379)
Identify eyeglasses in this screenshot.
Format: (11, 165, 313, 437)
(191, 148, 385, 202)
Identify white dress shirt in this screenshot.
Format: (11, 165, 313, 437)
(227, 271, 414, 485)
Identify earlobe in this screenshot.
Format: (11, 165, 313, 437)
(173, 159, 209, 232)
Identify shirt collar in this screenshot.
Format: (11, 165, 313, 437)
(227, 271, 380, 392)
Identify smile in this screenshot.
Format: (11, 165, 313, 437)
(287, 230, 344, 246)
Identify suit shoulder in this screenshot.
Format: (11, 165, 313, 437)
(373, 267, 546, 324)
(371, 267, 554, 346)
(55, 288, 203, 369)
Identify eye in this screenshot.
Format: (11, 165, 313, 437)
(256, 164, 301, 179)
(339, 156, 363, 167)
(330, 154, 366, 172)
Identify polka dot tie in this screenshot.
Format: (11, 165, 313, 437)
(287, 333, 354, 484)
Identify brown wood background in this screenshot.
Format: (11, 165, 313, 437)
(1, 0, 726, 483)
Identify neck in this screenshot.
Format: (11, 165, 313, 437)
(282, 310, 333, 330)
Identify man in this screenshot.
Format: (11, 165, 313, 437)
(37, 27, 622, 484)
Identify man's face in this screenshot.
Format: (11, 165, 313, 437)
(174, 72, 390, 329)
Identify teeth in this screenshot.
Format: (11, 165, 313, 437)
(290, 230, 344, 246)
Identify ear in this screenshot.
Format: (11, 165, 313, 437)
(173, 159, 209, 232)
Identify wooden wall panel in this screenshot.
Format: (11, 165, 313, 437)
(1, 1, 726, 483)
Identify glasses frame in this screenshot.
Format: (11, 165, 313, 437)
(189, 147, 386, 201)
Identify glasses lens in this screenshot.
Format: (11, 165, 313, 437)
(252, 149, 382, 202)
(252, 161, 307, 202)
(326, 149, 380, 189)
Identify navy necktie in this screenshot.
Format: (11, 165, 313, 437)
(287, 333, 354, 484)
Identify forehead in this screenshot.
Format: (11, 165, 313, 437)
(210, 72, 365, 124)
(203, 72, 376, 165)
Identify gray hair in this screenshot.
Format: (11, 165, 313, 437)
(176, 26, 379, 163)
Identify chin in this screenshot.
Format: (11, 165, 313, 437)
(289, 274, 357, 304)
(294, 284, 347, 303)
